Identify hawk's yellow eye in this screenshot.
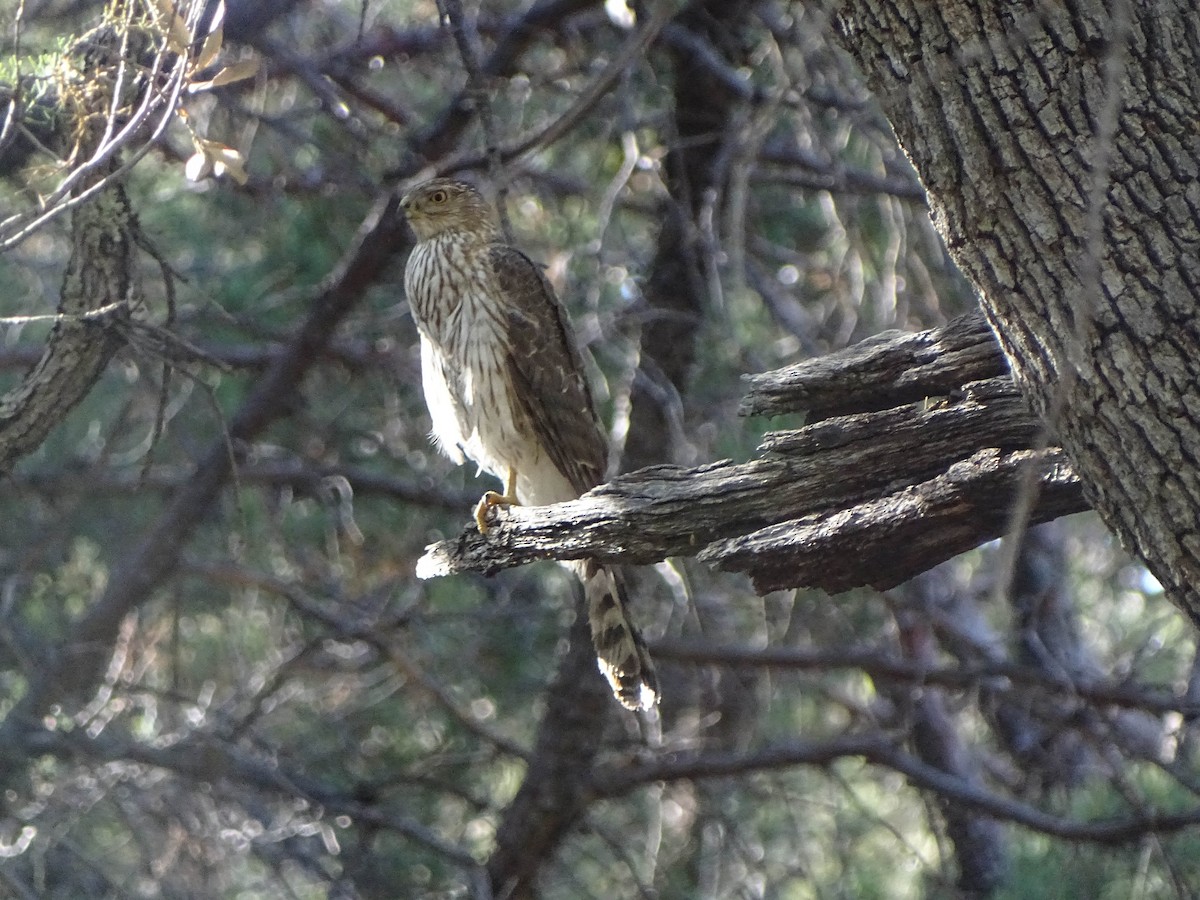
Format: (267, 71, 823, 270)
(429, 189, 448, 203)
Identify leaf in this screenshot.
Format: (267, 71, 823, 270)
(210, 146, 248, 185)
(147, 0, 193, 55)
(195, 28, 223, 71)
(193, 137, 249, 184)
(209, 58, 259, 87)
(207, 0, 226, 35)
(184, 136, 249, 185)
(168, 14, 192, 56)
(184, 151, 211, 182)
(193, 0, 226, 70)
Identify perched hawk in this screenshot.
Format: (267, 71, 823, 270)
(400, 178, 658, 710)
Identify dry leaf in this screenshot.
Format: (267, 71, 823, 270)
(207, 0, 226, 35)
(168, 15, 192, 56)
(210, 58, 259, 87)
(195, 29, 223, 71)
(184, 151, 211, 182)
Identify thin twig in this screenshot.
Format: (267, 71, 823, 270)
(0, 4, 197, 251)
(436, 1, 682, 177)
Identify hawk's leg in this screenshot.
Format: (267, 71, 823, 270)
(475, 466, 520, 532)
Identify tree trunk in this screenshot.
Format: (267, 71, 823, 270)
(833, 1, 1200, 621)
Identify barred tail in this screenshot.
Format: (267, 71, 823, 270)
(574, 561, 658, 711)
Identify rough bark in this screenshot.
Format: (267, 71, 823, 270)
(420, 314, 1088, 592)
(0, 182, 134, 471)
(739, 311, 1006, 420)
(832, 0, 1200, 622)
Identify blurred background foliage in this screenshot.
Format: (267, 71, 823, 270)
(0, 0, 1196, 898)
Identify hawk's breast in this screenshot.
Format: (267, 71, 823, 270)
(405, 233, 545, 487)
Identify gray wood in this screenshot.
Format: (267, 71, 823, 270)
(419, 315, 1087, 592)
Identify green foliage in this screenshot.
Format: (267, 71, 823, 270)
(1001, 828, 1200, 900)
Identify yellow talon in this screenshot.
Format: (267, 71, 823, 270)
(475, 467, 519, 533)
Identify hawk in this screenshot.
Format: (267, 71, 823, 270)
(400, 177, 658, 711)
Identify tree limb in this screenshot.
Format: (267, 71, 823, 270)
(649, 639, 1199, 715)
(0, 181, 134, 472)
(419, 313, 1088, 592)
(592, 735, 1200, 845)
(739, 311, 1006, 420)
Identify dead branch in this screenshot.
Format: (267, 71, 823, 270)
(739, 310, 1007, 420)
(418, 313, 1088, 592)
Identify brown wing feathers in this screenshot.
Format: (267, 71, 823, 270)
(489, 244, 606, 494)
(489, 243, 658, 710)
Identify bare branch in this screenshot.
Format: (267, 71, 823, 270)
(594, 736, 1200, 845)
(15, 459, 476, 511)
(0, 184, 135, 471)
(707, 445, 1082, 593)
(417, 314, 1087, 593)
(649, 640, 1199, 716)
(592, 734, 889, 794)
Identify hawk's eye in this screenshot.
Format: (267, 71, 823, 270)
(429, 189, 448, 203)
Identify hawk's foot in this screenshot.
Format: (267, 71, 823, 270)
(475, 468, 520, 533)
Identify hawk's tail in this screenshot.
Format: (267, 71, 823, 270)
(574, 561, 658, 711)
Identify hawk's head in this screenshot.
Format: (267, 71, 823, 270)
(400, 178, 497, 242)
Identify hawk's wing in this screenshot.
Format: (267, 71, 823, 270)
(489, 244, 607, 495)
